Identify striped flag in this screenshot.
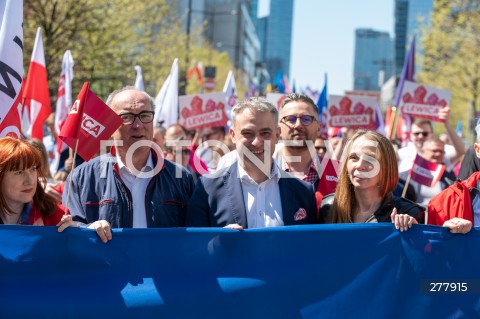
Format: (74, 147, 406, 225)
(50, 50, 74, 175)
(23, 27, 51, 140)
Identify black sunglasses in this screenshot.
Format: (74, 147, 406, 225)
(315, 146, 327, 152)
(412, 131, 430, 137)
(281, 115, 316, 126)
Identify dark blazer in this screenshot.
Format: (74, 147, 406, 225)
(186, 164, 318, 228)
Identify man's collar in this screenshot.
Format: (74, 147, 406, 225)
(237, 160, 280, 183)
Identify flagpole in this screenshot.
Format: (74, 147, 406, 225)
(64, 138, 79, 214)
(389, 106, 398, 140)
(401, 172, 411, 198)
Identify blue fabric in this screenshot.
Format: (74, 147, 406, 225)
(0, 224, 479, 318)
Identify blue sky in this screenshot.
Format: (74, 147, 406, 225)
(290, 0, 394, 95)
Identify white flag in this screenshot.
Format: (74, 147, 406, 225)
(0, 0, 23, 137)
(134, 65, 145, 92)
(154, 58, 178, 128)
(223, 70, 237, 122)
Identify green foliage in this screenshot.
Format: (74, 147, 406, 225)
(417, 0, 480, 136)
(23, 0, 242, 105)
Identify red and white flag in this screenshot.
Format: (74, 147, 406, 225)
(23, 27, 51, 140)
(0, 0, 23, 138)
(187, 62, 203, 86)
(55, 50, 74, 150)
(49, 50, 74, 174)
(409, 154, 445, 187)
(59, 82, 123, 161)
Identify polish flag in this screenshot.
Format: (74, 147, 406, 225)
(0, 0, 23, 138)
(49, 50, 74, 175)
(23, 27, 51, 140)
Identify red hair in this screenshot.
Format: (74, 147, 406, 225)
(0, 137, 57, 218)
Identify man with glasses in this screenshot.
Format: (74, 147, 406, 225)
(277, 94, 338, 215)
(398, 114, 466, 174)
(399, 137, 456, 207)
(62, 86, 195, 242)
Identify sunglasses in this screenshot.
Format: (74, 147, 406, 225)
(412, 131, 430, 137)
(315, 146, 327, 152)
(281, 115, 316, 126)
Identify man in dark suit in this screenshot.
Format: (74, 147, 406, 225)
(186, 97, 317, 229)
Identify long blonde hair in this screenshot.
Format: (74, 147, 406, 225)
(329, 130, 398, 223)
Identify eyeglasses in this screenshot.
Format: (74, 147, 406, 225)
(412, 131, 430, 137)
(281, 115, 316, 126)
(119, 111, 155, 125)
(315, 146, 327, 152)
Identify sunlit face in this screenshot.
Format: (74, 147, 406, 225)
(314, 138, 327, 157)
(422, 141, 445, 164)
(153, 128, 165, 150)
(346, 136, 381, 192)
(1, 166, 37, 213)
(279, 101, 319, 149)
(111, 89, 154, 151)
(410, 123, 432, 150)
(230, 108, 280, 170)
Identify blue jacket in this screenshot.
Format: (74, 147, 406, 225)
(186, 163, 318, 227)
(63, 151, 195, 228)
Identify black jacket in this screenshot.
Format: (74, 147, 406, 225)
(320, 192, 425, 224)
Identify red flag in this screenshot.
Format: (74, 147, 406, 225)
(59, 82, 123, 161)
(409, 154, 445, 187)
(0, 0, 23, 138)
(317, 158, 340, 196)
(22, 27, 51, 140)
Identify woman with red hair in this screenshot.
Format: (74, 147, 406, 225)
(0, 137, 65, 225)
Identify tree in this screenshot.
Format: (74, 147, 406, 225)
(23, 0, 243, 105)
(417, 0, 480, 136)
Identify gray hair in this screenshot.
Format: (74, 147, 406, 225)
(105, 85, 155, 111)
(231, 97, 278, 128)
(422, 136, 444, 150)
(279, 93, 319, 114)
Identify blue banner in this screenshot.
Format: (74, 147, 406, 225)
(0, 224, 479, 318)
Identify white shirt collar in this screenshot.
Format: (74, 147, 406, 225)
(116, 152, 154, 175)
(237, 160, 280, 184)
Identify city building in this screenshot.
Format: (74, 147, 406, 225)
(353, 28, 394, 92)
(255, 0, 294, 81)
(394, 0, 434, 76)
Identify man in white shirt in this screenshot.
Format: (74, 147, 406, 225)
(186, 97, 318, 229)
(398, 108, 465, 174)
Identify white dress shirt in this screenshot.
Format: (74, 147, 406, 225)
(116, 153, 154, 228)
(238, 162, 283, 228)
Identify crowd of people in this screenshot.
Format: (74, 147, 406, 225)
(1, 88, 475, 241)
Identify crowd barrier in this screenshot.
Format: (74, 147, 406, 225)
(0, 224, 479, 318)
